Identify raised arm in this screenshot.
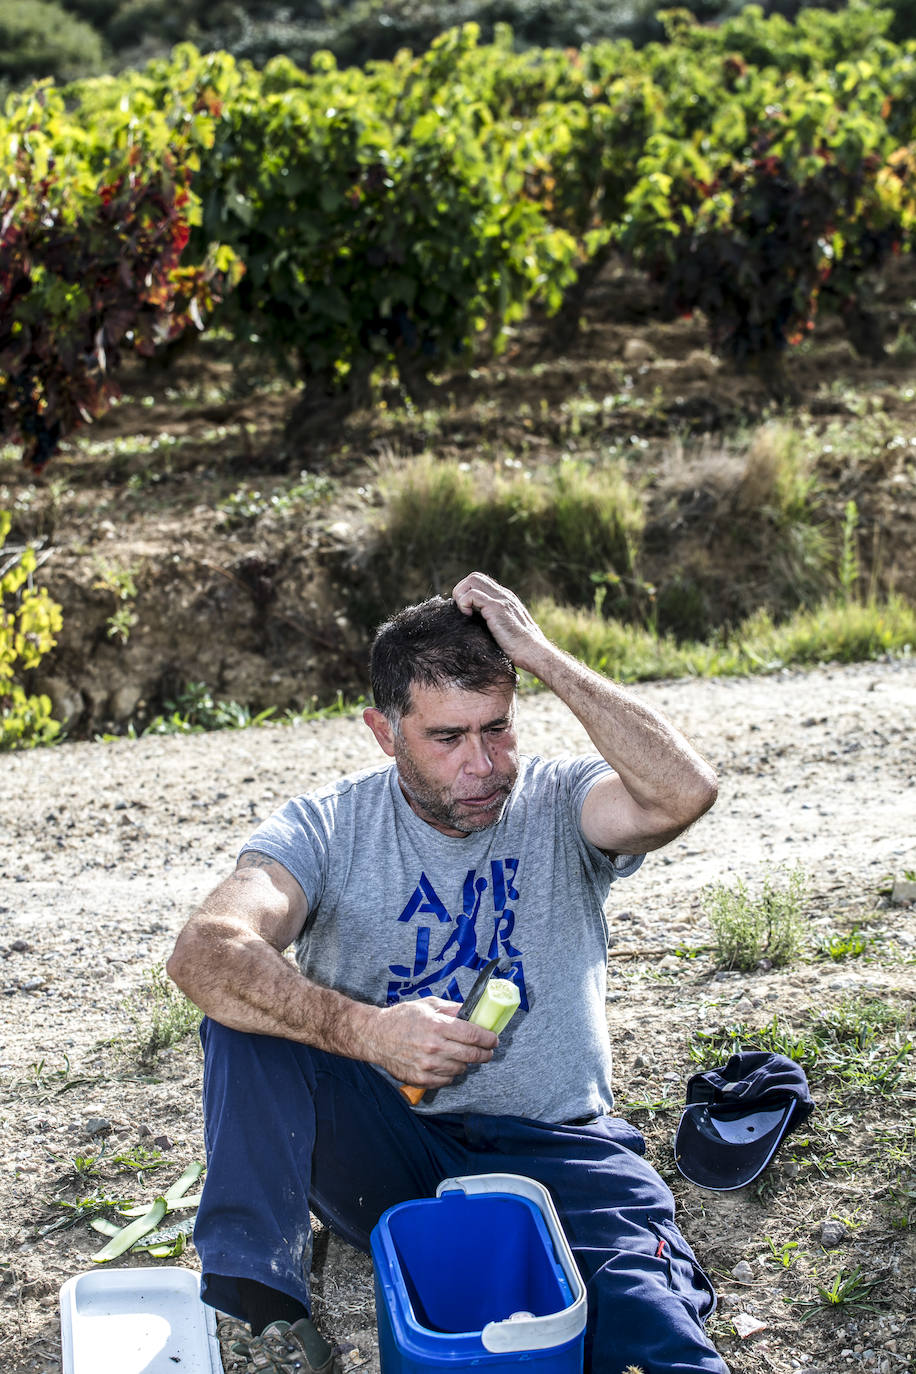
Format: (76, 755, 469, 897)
(452, 572, 718, 855)
(166, 851, 496, 1088)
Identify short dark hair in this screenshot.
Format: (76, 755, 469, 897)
(370, 595, 518, 720)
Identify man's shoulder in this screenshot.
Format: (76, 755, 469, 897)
(305, 760, 395, 809)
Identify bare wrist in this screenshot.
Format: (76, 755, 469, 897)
(339, 996, 382, 1061)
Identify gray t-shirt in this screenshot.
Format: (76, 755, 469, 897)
(240, 754, 643, 1123)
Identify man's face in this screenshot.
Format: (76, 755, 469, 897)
(364, 681, 519, 837)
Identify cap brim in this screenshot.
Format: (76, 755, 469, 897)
(674, 1101, 794, 1191)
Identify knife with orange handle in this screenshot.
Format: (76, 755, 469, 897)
(399, 956, 515, 1105)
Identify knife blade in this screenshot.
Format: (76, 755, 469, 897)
(455, 956, 506, 1021)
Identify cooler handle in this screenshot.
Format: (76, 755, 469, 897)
(436, 1173, 587, 1353)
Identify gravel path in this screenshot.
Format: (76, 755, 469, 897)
(2, 657, 915, 1374)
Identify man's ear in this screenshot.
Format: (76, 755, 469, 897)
(363, 706, 397, 757)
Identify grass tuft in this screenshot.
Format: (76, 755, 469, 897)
(690, 996, 914, 1091)
(702, 866, 809, 972)
(370, 453, 644, 618)
(531, 593, 916, 682)
(121, 964, 201, 1066)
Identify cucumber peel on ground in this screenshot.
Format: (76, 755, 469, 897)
(116, 1161, 203, 1217)
(89, 1217, 122, 1237)
(164, 1161, 204, 1204)
(91, 1212, 194, 1257)
(89, 1162, 203, 1261)
(117, 1190, 202, 1218)
(91, 1197, 167, 1262)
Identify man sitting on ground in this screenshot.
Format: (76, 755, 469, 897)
(167, 571, 727, 1374)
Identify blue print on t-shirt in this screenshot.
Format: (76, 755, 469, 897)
(387, 859, 527, 1010)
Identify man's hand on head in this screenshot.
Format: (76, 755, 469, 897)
(453, 572, 717, 856)
(452, 572, 552, 676)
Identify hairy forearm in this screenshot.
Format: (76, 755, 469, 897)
(528, 639, 718, 830)
(451, 571, 716, 837)
(167, 859, 495, 1085)
(166, 916, 376, 1055)
(166, 915, 494, 1084)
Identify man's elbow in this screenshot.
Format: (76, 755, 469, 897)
(165, 930, 197, 1000)
(683, 763, 718, 826)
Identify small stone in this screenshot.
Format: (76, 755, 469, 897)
(731, 1261, 754, 1283)
(85, 1117, 111, 1137)
(891, 878, 916, 905)
(819, 1219, 848, 1248)
(21, 978, 46, 992)
(733, 1311, 767, 1339)
(138, 1123, 153, 1137)
(153, 1134, 173, 1150)
(623, 338, 656, 363)
(10, 940, 32, 953)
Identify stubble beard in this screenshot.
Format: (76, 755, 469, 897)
(394, 744, 517, 835)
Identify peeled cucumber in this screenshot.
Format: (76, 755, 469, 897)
(466, 977, 520, 1034)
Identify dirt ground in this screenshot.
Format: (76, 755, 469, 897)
(1, 655, 915, 1373)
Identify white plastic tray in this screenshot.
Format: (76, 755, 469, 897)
(60, 1267, 222, 1374)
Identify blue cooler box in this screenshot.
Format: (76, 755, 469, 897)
(370, 1173, 586, 1374)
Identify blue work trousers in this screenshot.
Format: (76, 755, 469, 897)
(195, 1019, 729, 1374)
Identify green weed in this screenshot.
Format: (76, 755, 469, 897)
(369, 453, 644, 620)
(799, 1149, 858, 1179)
(36, 1192, 132, 1238)
(702, 866, 808, 972)
(70, 1153, 102, 1178)
(529, 593, 916, 684)
(121, 964, 201, 1066)
(735, 423, 819, 527)
(838, 499, 861, 602)
(690, 996, 914, 1091)
(283, 690, 368, 724)
(105, 604, 138, 645)
(29, 1054, 71, 1088)
(217, 472, 335, 527)
(691, 1016, 817, 1070)
(91, 563, 137, 601)
(142, 682, 277, 735)
(796, 1266, 884, 1320)
(816, 928, 871, 961)
(71, 424, 244, 461)
(107, 1146, 166, 1174)
(765, 1236, 799, 1269)
(92, 560, 140, 645)
(95, 686, 368, 742)
(732, 422, 833, 605)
